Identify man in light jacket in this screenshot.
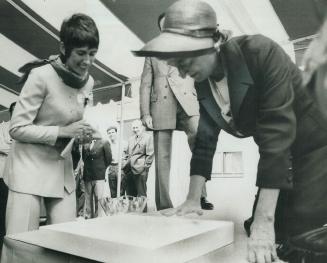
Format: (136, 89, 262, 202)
(139, 13, 213, 211)
(125, 120, 154, 202)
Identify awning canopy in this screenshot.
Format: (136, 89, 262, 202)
(99, 0, 176, 43)
(0, 0, 130, 112)
(270, 0, 323, 40)
(1, 0, 323, 120)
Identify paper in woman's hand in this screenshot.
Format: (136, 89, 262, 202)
(60, 138, 75, 158)
(83, 106, 105, 140)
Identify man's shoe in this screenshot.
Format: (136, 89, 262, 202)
(201, 197, 214, 210)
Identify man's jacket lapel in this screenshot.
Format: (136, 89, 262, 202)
(131, 134, 143, 154)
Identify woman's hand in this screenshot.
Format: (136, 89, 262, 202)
(247, 216, 278, 263)
(59, 120, 94, 140)
(161, 199, 203, 216)
(161, 175, 205, 216)
(247, 188, 281, 263)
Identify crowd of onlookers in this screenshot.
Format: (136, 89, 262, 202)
(73, 120, 154, 219)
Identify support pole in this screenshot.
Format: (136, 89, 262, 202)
(116, 83, 126, 198)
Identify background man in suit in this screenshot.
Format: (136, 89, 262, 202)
(139, 14, 213, 211)
(134, 1, 327, 262)
(82, 139, 112, 218)
(125, 120, 154, 202)
(0, 102, 15, 251)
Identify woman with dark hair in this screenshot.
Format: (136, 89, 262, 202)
(2, 13, 99, 237)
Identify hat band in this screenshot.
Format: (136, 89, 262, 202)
(132, 47, 216, 58)
(163, 27, 216, 38)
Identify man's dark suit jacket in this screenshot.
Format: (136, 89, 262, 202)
(83, 139, 112, 182)
(191, 34, 314, 190)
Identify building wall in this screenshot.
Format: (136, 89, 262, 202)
(206, 132, 258, 230)
(164, 130, 259, 231)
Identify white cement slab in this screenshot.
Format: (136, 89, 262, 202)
(8, 214, 234, 263)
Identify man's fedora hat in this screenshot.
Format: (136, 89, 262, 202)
(132, 0, 218, 58)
